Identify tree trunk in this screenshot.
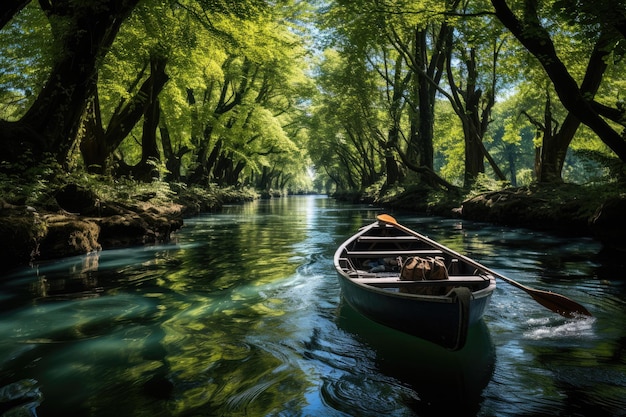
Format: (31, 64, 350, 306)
(445, 41, 504, 187)
(159, 115, 189, 182)
(535, 91, 563, 182)
(384, 146, 400, 187)
(230, 160, 246, 186)
(404, 22, 449, 186)
(384, 58, 406, 187)
(492, 0, 626, 163)
(1, 0, 139, 166)
(133, 55, 169, 182)
(80, 54, 168, 175)
(414, 29, 437, 170)
(134, 100, 161, 182)
(79, 93, 108, 173)
(463, 122, 486, 185)
(507, 145, 518, 186)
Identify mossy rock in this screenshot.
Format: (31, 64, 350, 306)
(38, 214, 101, 260)
(461, 184, 616, 236)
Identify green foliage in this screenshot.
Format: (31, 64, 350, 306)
(0, 154, 64, 206)
(485, 97, 537, 186)
(307, 46, 386, 192)
(89, 0, 315, 192)
(97, 176, 176, 205)
(0, 3, 52, 119)
(1, 0, 625, 205)
(466, 172, 511, 198)
(434, 101, 464, 185)
(565, 149, 626, 184)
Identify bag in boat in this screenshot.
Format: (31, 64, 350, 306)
(399, 256, 450, 295)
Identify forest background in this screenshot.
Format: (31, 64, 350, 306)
(1, 0, 625, 268)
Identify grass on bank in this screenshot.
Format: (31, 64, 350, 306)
(0, 158, 259, 215)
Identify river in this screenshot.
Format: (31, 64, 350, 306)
(0, 195, 624, 416)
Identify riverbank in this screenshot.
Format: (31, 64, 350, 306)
(351, 182, 626, 253)
(1, 181, 624, 272)
(0, 183, 258, 271)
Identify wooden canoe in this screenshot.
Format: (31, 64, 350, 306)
(333, 217, 496, 350)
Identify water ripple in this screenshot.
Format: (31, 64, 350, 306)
(523, 316, 596, 341)
(1, 197, 625, 416)
(320, 375, 418, 417)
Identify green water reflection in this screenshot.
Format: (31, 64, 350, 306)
(0, 196, 624, 416)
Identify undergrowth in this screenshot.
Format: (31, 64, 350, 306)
(0, 156, 258, 212)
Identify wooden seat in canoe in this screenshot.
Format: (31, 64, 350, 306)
(343, 250, 443, 258)
(350, 275, 489, 288)
(356, 236, 420, 242)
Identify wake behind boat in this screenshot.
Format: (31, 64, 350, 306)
(333, 215, 496, 351)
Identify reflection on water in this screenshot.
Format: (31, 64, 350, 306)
(0, 196, 624, 416)
(334, 301, 495, 416)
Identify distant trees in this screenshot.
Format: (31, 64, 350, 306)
(310, 0, 625, 193)
(1, 0, 624, 195)
(313, 0, 507, 191)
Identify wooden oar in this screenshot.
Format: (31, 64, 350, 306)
(376, 214, 592, 318)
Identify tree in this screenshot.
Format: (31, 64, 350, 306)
(383, 0, 457, 187)
(172, 0, 312, 189)
(0, 0, 140, 168)
(491, 0, 626, 167)
(317, 0, 462, 191)
(80, 53, 170, 177)
(308, 48, 386, 193)
(442, 0, 509, 187)
(487, 98, 536, 186)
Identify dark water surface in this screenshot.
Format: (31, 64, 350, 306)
(0, 196, 625, 416)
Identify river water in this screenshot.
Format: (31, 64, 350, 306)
(0, 195, 624, 416)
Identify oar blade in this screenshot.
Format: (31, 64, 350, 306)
(530, 290, 592, 318)
(377, 214, 397, 225)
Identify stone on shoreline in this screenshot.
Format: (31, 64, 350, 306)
(0, 186, 185, 271)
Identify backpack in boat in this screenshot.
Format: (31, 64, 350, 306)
(399, 256, 450, 295)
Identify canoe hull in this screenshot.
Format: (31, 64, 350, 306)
(333, 219, 496, 350)
(337, 273, 493, 350)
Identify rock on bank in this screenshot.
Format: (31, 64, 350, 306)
(0, 184, 185, 271)
(460, 184, 626, 253)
